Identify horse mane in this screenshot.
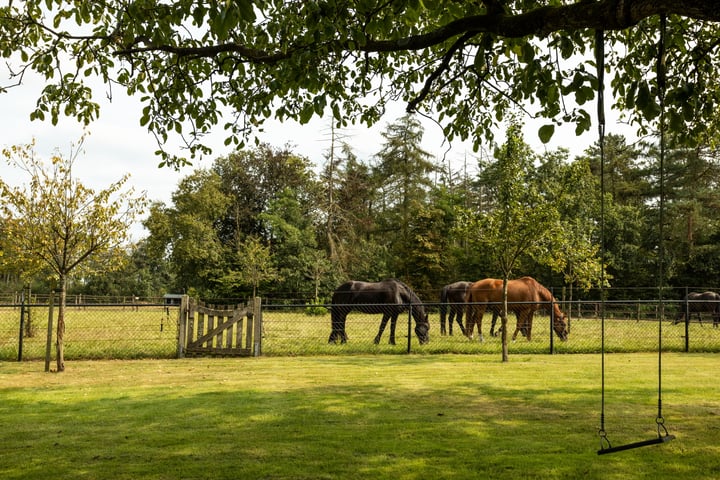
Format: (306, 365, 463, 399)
(385, 278, 427, 320)
(524, 277, 565, 318)
(534, 280, 555, 302)
(386, 279, 420, 304)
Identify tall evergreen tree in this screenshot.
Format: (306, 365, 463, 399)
(373, 115, 436, 283)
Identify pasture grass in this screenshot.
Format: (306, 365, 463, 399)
(2, 353, 719, 479)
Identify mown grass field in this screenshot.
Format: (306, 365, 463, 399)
(2, 354, 719, 479)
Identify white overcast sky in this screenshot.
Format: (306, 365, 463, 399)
(1, 71, 635, 240)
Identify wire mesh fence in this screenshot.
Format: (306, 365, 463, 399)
(0, 303, 180, 361)
(262, 300, 720, 356)
(2, 298, 720, 361)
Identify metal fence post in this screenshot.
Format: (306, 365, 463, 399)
(684, 292, 690, 352)
(407, 305, 412, 354)
(549, 301, 555, 354)
(549, 289, 555, 355)
(17, 289, 26, 362)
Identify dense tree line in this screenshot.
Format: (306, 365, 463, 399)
(8, 116, 711, 304)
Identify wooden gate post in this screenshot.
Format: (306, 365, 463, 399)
(177, 295, 190, 358)
(252, 297, 262, 357)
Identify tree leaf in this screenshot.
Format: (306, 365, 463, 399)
(538, 124, 555, 144)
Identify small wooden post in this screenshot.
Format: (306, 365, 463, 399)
(176, 295, 189, 358)
(234, 305, 244, 349)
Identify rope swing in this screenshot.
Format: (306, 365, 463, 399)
(596, 15, 675, 455)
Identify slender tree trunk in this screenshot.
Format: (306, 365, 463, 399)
(502, 277, 509, 362)
(56, 275, 66, 372)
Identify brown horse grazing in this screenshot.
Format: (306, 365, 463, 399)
(464, 277, 569, 342)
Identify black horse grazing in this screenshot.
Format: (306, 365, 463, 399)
(439, 281, 471, 336)
(674, 291, 720, 327)
(329, 279, 430, 345)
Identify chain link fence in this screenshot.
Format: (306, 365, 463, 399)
(2, 297, 720, 361)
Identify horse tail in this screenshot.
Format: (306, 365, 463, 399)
(463, 286, 473, 334)
(439, 286, 448, 317)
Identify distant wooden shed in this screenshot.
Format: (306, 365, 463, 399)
(163, 294, 184, 306)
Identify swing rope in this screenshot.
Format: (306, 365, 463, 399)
(596, 15, 675, 455)
(656, 12, 668, 439)
(595, 26, 610, 452)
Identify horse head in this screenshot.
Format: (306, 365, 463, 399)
(554, 313, 569, 341)
(414, 316, 430, 344)
(411, 305, 430, 344)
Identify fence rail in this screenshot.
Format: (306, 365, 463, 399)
(1, 298, 720, 361)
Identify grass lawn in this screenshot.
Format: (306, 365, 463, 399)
(2, 353, 719, 479)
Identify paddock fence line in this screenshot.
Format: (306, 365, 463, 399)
(0, 301, 181, 362)
(259, 298, 720, 356)
(2, 297, 720, 361)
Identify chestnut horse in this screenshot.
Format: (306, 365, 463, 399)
(464, 277, 569, 342)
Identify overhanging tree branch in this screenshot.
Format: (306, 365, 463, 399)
(113, 1, 720, 61)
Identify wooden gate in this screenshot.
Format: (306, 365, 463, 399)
(176, 297, 262, 357)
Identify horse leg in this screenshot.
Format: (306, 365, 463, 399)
(440, 305, 447, 336)
(525, 312, 533, 341)
(465, 305, 484, 342)
(340, 315, 348, 343)
(465, 305, 475, 339)
(512, 320, 520, 342)
(375, 314, 390, 344)
(329, 310, 346, 344)
(512, 311, 525, 342)
(490, 309, 499, 337)
(475, 308, 484, 343)
(389, 314, 398, 345)
(480, 313, 484, 342)
(456, 308, 466, 336)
